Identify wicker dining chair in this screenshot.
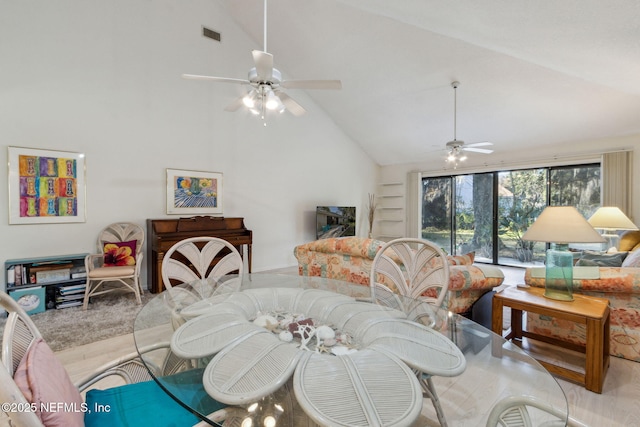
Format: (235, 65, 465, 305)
(486, 395, 587, 427)
(0, 290, 222, 427)
(370, 237, 453, 427)
(161, 236, 244, 290)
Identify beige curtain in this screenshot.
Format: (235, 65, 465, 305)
(406, 171, 421, 238)
(602, 151, 633, 218)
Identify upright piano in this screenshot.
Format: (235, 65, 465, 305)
(146, 216, 252, 293)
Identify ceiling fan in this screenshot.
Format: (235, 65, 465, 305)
(446, 81, 493, 165)
(182, 0, 341, 123)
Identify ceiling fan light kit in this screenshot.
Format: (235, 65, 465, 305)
(183, 0, 341, 125)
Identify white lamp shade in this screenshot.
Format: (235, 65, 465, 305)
(522, 206, 606, 244)
(588, 207, 638, 230)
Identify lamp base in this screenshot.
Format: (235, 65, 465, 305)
(545, 245, 574, 301)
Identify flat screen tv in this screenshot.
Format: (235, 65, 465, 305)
(316, 206, 356, 239)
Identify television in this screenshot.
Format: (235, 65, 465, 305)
(316, 206, 356, 239)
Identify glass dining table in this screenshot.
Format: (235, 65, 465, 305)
(133, 273, 568, 427)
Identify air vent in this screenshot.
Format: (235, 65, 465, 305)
(202, 27, 221, 42)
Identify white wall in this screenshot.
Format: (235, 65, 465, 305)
(0, 0, 379, 290)
(381, 135, 640, 231)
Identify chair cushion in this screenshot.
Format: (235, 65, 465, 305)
(103, 240, 137, 266)
(88, 266, 135, 278)
(13, 338, 84, 427)
(84, 369, 224, 427)
(575, 251, 628, 267)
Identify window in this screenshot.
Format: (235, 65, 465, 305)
(421, 164, 600, 267)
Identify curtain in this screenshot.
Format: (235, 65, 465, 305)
(406, 171, 421, 238)
(602, 151, 633, 218)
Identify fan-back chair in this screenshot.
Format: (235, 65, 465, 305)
(370, 237, 453, 427)
(83, 222, 145, 310)
(161, 236, 244, 290)
(486, 395, 587, 427)
(0, 290, 224, 427)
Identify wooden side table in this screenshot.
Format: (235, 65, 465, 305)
(492, 286, 610, 393)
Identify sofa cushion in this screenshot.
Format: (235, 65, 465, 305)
(576, 251, 628, 267)
(448, 252, 475, 266)
(622, 250, 640, 268)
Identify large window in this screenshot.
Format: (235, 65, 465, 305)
(422, 164, 600, 267)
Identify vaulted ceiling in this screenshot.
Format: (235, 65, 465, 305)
(216, 0, 640, 168)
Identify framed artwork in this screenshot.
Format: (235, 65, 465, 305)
(8, 146, 86, 224)
(166, 168, 223, 215)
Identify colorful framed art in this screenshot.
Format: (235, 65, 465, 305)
(8, 146, 86, 224)
(166, 168, 223, 215)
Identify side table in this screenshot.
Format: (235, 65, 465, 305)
(492, 286, 610, 393)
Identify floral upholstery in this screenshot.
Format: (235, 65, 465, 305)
(293, 237, 504, 314)
(525, 265, 640, 362)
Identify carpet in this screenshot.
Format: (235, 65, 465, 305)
(0, 291, 154, 352)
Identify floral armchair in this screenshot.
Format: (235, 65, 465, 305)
(293, 237, 505, 315)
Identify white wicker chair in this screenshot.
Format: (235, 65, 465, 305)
(486, 395, 587, 427)
(161, 236, 244, 290)
(0, 290, 210, 427)
(83, 222, 145, 310)
(369, 237, 454, 427)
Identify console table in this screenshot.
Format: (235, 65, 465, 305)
(146, 216, 252, 293)
(492, 286, 610, 393)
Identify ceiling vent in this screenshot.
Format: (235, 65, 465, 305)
(202, 27, 221, 42)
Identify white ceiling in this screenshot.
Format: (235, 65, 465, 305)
(215, 0, 640, 167)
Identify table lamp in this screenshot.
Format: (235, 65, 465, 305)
(587, 206, 638, 250)
(522, 206, 606, 301)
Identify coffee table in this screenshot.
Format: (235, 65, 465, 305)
(492, 285, 610, 393)
(134, 274, 568, 426)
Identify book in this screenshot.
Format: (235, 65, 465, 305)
(56, 300, 82, 309)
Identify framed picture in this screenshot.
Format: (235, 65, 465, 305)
(166, 168, 223, 215)
(8, 146, 86, 224)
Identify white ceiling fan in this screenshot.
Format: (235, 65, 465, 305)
(182, 0, 341, 123)
(446, 81, 493, 165)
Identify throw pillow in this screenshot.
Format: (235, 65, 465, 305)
(103, 240, 137, 267)
(622, 250, 640, 268)
(575, 251, 628, 267)
(448, 252, 475, 266)
(13, 338, 84, 427)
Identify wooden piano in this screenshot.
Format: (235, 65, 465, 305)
(146, 216, 252, 293)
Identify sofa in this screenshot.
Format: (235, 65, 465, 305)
(524, 230, 640, 362)
(293, 237, 505, 315)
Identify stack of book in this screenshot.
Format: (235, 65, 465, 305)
(55, 283, 86, 309)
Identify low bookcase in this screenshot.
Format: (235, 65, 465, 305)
(4, 253, 88, 312)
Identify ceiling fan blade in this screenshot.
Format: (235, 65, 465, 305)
(464, 147, 494, 154)
(224, 96, 246, 112)
(182, 74, 250, 85)
(466, 141, 493, 148)
(281, 80, 342, 90)
(252, 50, 273, 81)
(277, 92, 306, 116)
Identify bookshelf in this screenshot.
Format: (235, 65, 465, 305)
(375, 182, 405, 241)
(4, 253, 88, 312)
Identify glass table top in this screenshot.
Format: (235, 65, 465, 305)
(133, 273, 568, 426)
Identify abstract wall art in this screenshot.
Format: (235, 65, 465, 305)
(8, 147, 86, 224)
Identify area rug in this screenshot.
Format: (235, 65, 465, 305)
(0, 291, 154, 352)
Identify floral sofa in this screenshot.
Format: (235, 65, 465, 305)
(524, 230, 640, 362)
(293, 237, 505, 315)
